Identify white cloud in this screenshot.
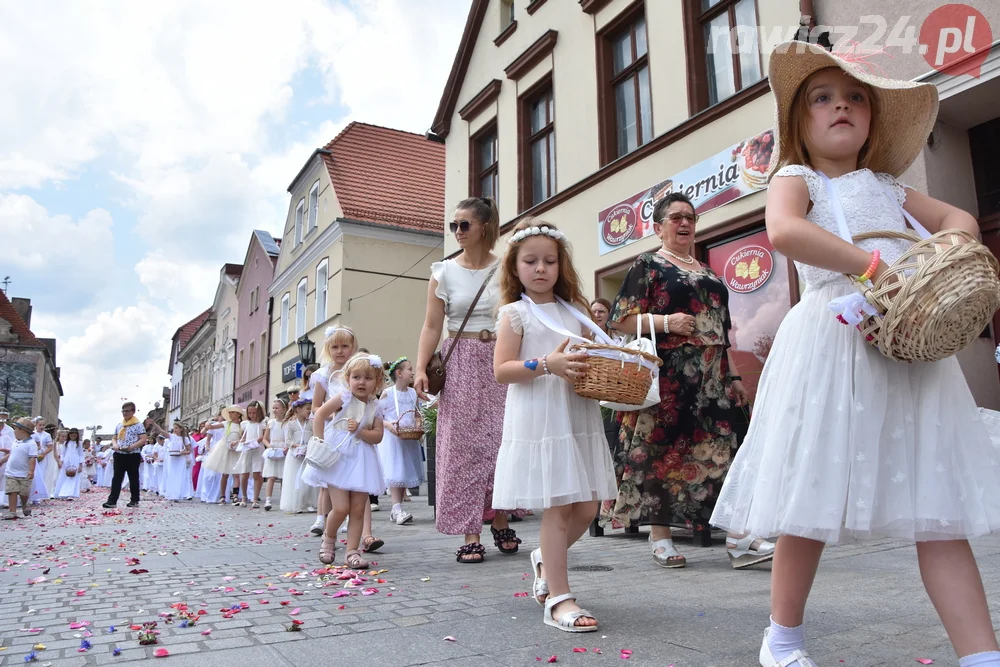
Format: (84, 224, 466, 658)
(1, 0, 470, 427)
(0, 193, 115, 310)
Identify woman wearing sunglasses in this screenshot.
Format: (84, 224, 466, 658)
(414, 196, 524, 564)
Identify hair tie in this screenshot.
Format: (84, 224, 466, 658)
(324, 326, 353, 339)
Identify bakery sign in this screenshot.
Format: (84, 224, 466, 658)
(597, 129, 773, 255)
(723, 244, 773, 293)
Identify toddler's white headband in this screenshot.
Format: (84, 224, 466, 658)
(324, 326, 353, 338)
(508, 225, 566, 245)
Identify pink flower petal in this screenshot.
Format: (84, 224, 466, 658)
(154, 648, 170, 657)
(443, 636, 457, 642)
(572, 648, 587, 653)
(289, 608, 300, 616)
(916, 661, 934, 665)
(548, 657, 558, 664)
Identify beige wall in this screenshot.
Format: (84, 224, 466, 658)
(275, 158, 343, 278)
(268, 222, 442, 404)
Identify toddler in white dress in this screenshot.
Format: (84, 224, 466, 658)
(378, 358, 425, 526)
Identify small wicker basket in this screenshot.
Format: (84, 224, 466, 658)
(570, 342, 663, 405)
(394, 409, 425, 441)
(851, 229, 1000, 363)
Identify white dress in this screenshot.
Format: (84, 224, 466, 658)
(300, 391, 385, 495)
(711, 166, 1000, 544)
(262, 418, 286, 479)
(198, 436, 222, 502)
(491, 300, 617, 510)
(378, 387, 425, 489)
(0, 425, 10, 506)
(30, 435, 52, 502)
(203, 422, 242, 475)
(164, 435, 190, 501)
(235, 421, 265, 474)
(280, 419, 316, 512)
(54, 441, 84, 499)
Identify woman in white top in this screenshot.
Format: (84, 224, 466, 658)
(413, 196, 522, 563)
(235, 401, 267, 508)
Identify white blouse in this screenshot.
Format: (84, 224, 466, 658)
(430, 258, 501, 333)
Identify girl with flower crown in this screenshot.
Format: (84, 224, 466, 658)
(492, 219, 617, 633)
(301, 352, 387, 568)
(711, 42, 1000, 667)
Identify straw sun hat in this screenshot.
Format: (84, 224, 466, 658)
(221, 405, 246, 421)
(768, 40, 939, 178)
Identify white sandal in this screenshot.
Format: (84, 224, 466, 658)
(728, 534, 776, 569)
(530, 548, 548, 606)
(543, 593, 598, 633)
(650, 537, 686, 568)
(759, 630, 817, 666)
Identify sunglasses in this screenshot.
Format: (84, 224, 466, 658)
(449, 219, 475, 234)
(662, 213, 697, 223)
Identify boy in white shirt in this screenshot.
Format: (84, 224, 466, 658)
(4, 418, 39, 519)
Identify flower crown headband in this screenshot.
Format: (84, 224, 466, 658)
(324, 326, 354, 339)
(508, 225, 566, 245)
(388, 356, 407, 375)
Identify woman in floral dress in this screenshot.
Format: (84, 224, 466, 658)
(607, 193, 774, 570)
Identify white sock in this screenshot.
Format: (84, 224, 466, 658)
(392, 503, 402, 514)
(960, 652, 1000, 666)
(766, 617, 806, 661)
(265, 497, 271, 503)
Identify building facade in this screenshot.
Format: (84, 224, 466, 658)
(210, 264, 242, 416)
(267, 122, 445, 402)
(0, 292, 62, 422)
(167, 308, 213, 429)
(179, 315, 216, 427)
(431, 0, 1000, 408)
(234, 231, 281, 408)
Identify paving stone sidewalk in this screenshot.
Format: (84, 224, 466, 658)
(2, 489, 1000, 667)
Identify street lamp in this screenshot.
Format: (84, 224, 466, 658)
(297, 335, 316, 365)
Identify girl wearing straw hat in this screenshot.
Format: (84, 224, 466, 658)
(202, 405, 245, 504)
(710, 41, 1000, 667)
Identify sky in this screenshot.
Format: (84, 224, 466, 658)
(1, 0, 471, 430)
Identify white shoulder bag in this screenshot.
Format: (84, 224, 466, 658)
(520, 295, 661, 412)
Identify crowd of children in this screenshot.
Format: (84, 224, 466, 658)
(6, 42, 1000, 663)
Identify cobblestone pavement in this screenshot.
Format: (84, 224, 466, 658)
(2, 489, 1000, 667)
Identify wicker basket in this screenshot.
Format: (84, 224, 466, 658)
(305, 435, 341, 470)
(850, 229, 1000, 363)
(570, 342, 663, 405)
(394, 409, 425, 441)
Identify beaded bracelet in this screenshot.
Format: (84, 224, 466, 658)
(663, 314, 670, 335)
(541, 355, 551, 375)
(856, 250, 880, 283)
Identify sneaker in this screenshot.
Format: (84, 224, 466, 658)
(21, 506, 31, 517)
(102, 502, 116, 509)
(338, 519, 348, 534)
(126, 501, 139, 508)
(264, 501, 272, 511)
(370, 503, 380, 512)
(391, 510, 413, 526)
(3, 512, 17, 520)
(310, 517, 326, 536)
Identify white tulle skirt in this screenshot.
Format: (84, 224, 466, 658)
(492, 374, 617, 510)
(711, 283, 1000, 544)
(299, 433, 385, 496)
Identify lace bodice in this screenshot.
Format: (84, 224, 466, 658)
(772, 166, 913, 291)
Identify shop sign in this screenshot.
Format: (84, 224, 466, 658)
(597, 129, 774, 256)
(723, 245, 773, 293)
(281, 355, 301, 384)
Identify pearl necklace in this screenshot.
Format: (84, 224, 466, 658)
(658, 247, 695, 264)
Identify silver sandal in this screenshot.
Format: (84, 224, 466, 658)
(728, 534, 776, 569)
(543, 593, 598, 633)
(530, 548, 549, 606)
(650, 537, 686, 568)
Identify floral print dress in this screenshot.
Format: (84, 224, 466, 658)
(607, 252, 741, 529)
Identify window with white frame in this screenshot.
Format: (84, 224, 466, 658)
(308, 181, 319, 233)
(294, 199, 305, 245)
(280, 293, 290, 348)
(316, 260, 328, 324)
(296, 277, 307, 338)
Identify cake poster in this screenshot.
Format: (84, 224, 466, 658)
(598, 129, 773, 256)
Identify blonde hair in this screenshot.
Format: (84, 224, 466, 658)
(319, 326, 358, 368)
(499, 219, 591, 315)
(781, 67, 881, 173)
(341, 353, 386, 397)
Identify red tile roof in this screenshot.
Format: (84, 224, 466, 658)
(174, 308, 213, 352)
(0, 291, 43, 348)
(223, 263, 243, 278)
(322, 122, 445, 233)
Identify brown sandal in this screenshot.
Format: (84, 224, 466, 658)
(345, 550, 369, 569)
(319, 536, 336, 565)
(361, 535, 384, 553)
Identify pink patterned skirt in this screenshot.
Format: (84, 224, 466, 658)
(435, 337, 511, 536)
